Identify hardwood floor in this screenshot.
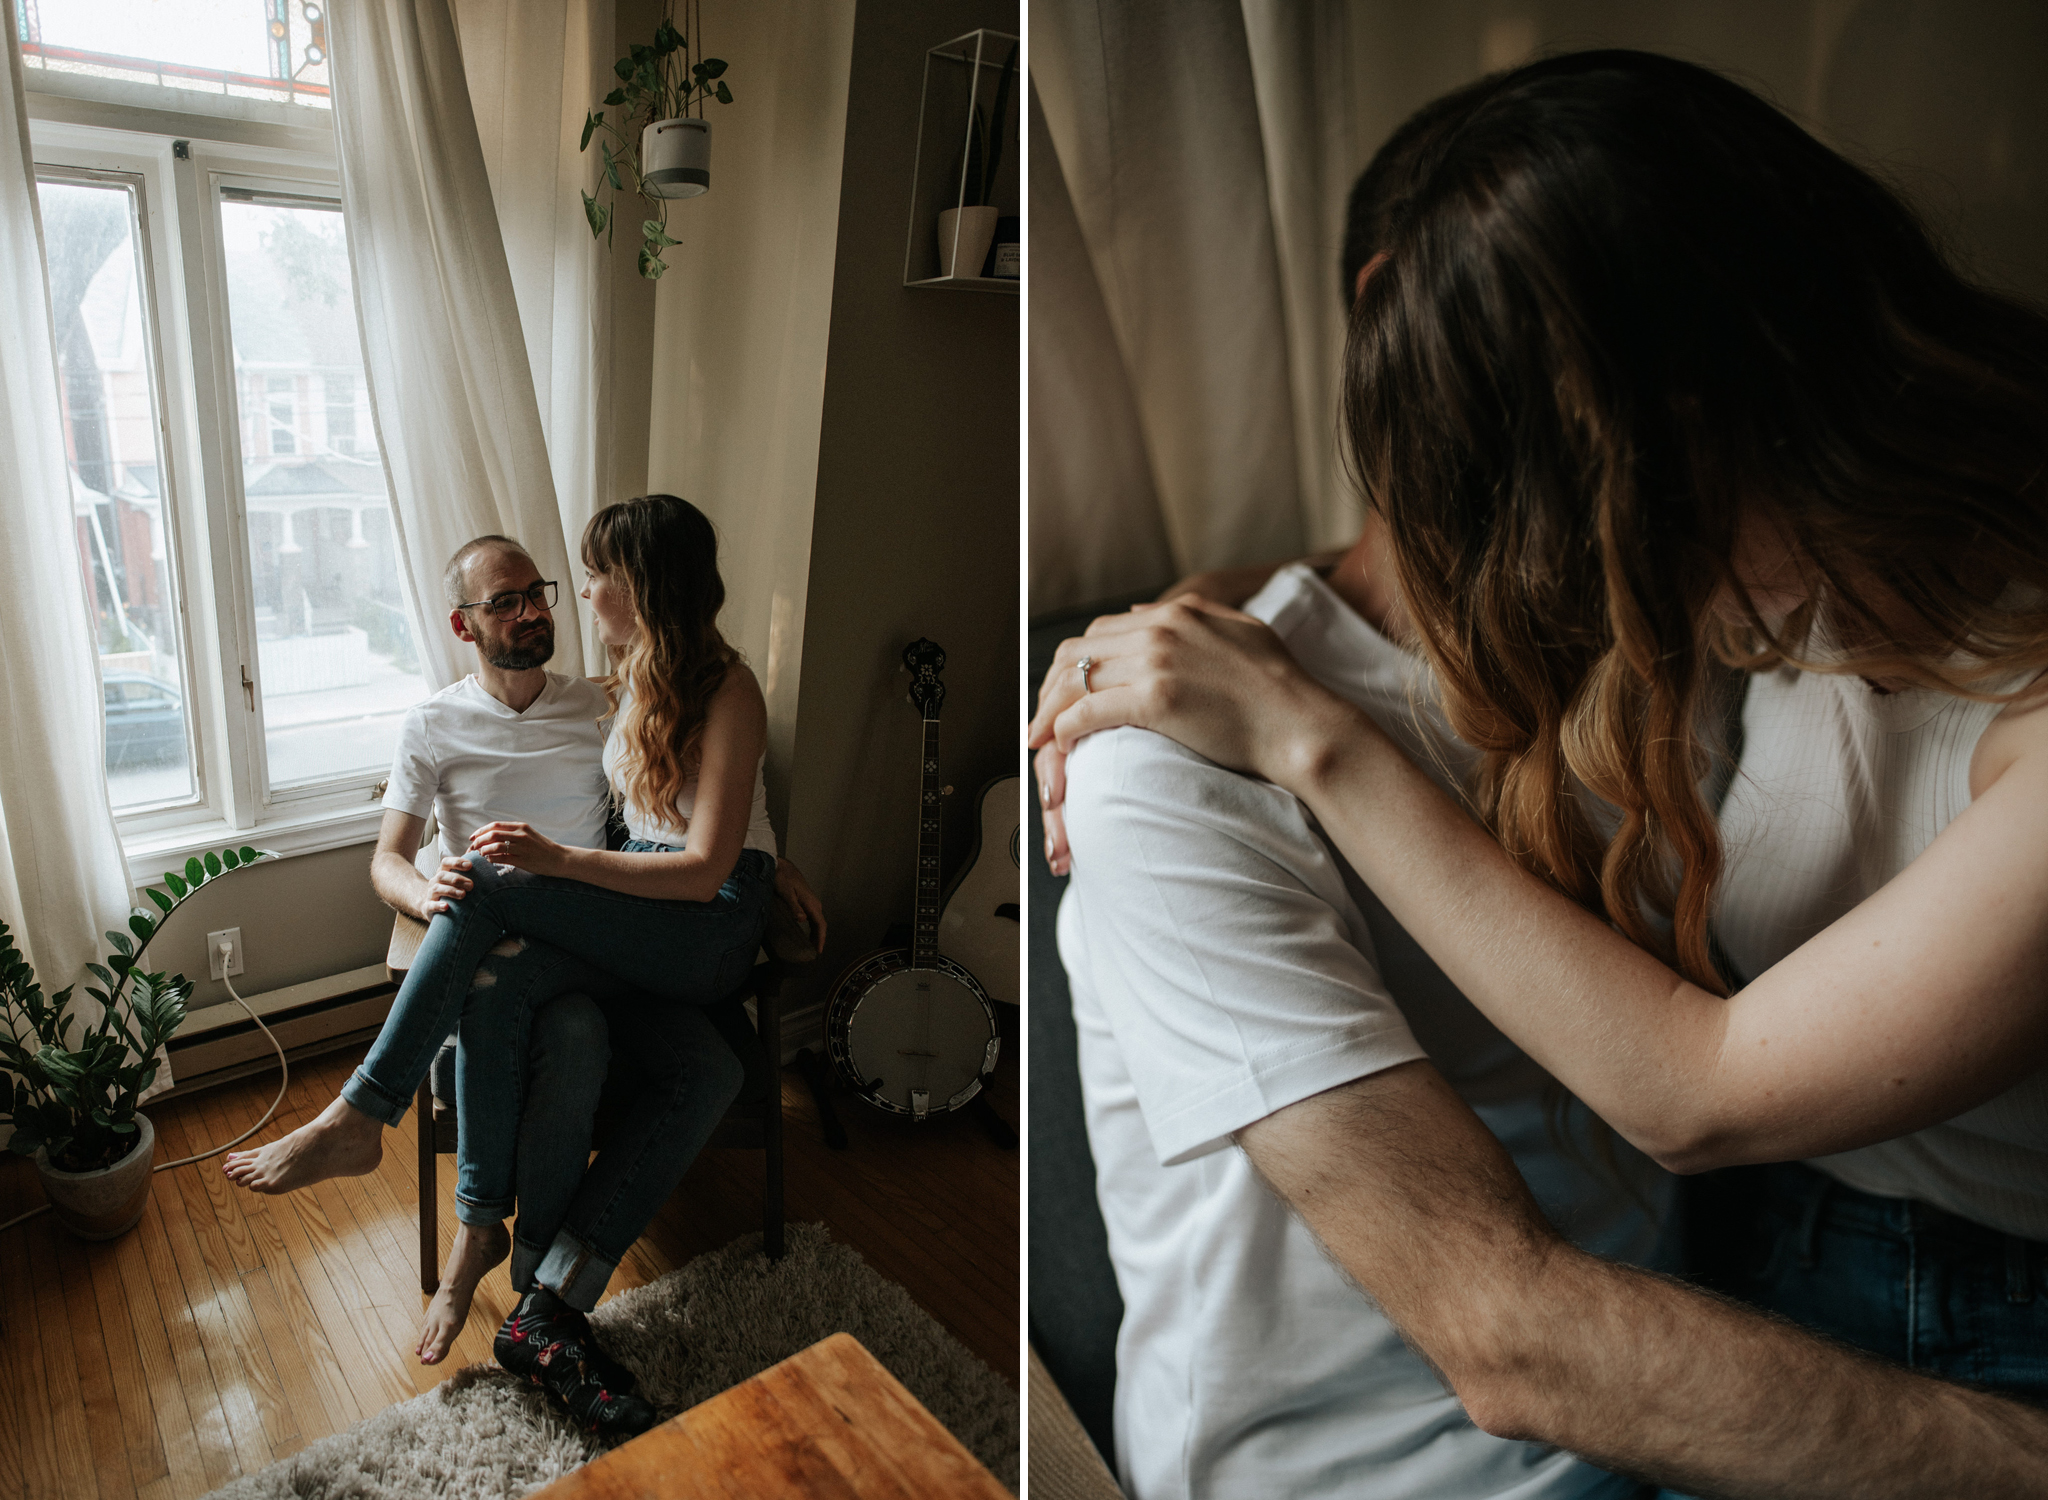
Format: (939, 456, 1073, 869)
(0, 1040, 1018, 1500)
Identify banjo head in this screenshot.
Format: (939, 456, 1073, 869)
(827, 952, 999, 1119)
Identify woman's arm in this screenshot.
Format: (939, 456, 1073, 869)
(1028, 598, 2048, 1171)
(473, 665, 767, 904)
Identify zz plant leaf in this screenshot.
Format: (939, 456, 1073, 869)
(0, 845, 272, 1173)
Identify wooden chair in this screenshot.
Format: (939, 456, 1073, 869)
(386, 911, 790, 1295)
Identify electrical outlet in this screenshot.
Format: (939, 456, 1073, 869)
(207, 927, 245, 981)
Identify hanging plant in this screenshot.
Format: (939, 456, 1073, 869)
(579, 0, 733, 280)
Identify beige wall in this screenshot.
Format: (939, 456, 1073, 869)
(139, 841, 392, 1015)
(643, 0, 858, 837)
(1341, 0, 2048, 303)
(782, 0, 1021, 1013)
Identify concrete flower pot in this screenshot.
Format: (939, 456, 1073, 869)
(35, 1112, 155, 1240)
(642, 117, 711, 199)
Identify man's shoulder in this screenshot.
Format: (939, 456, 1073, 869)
(545, 673, 611, 718)
(1065, 726, 1300, 840)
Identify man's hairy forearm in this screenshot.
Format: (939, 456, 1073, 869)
(370, 848, 427, 917)
(1240, 1062, 2048, 1499)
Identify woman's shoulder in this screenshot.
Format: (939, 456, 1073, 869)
(708, 657, 767, 725)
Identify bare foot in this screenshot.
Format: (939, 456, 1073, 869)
(222, 1095, 383, 1194)
(418, 1221, 510, 1365)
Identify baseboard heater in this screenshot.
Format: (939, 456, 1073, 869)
(159, 962, 395, 1101)
(162, 970, 828, 1099)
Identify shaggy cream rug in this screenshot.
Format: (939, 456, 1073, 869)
(202, 1224, 1018, 1498)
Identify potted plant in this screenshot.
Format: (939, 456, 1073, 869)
(579, 0, 734, 280)
(0, 845, 271, 1239)
(938, 37, 1018, 279)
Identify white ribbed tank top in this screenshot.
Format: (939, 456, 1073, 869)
(601, 688, 778, 856)
(1715, 664, 2048, 1240)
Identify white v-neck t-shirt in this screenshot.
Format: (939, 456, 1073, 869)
(1057, 565, 1665, 1500)
(382, 672, 613, 861)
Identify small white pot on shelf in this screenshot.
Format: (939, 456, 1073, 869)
(643, 117, 712, 199)
(936, 205, 999, 280)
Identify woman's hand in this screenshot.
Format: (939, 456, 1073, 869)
(469, 821, 572, 877)
(1028, 593, 1358, 797)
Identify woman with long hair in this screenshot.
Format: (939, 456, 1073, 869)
(1032, 50, 2048, 1396)
(225, 494, 781, 1434)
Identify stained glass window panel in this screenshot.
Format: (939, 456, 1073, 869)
(18, 1, 333, 110)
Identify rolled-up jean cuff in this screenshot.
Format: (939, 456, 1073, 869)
(534, 1230, 619, 1313)
(340, 1066, 409, 1127)
(510, 1236, 547, 1294)
(455, 1191, 515, 1227)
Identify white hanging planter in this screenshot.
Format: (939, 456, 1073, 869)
(642, 117, 712, 199)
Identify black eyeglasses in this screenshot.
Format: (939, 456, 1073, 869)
(457, 580, 559, 619)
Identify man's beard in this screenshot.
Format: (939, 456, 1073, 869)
(481, 619, 555, 669)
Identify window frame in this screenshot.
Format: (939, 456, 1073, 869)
(27, 96, 426, 883)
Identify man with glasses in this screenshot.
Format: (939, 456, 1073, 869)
(373, 535, 823, 1372)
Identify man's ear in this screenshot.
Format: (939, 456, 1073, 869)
(449, 607, 477, 645)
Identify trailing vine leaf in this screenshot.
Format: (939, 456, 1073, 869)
(581, 111, 599, 151)
(638, 244, 669, 279)
(583, 191, 609, 238)
(642, 220, 679, 247)
(715, 81, 732, 105)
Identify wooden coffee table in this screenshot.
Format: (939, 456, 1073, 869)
(528, 1331, 1013, 1498)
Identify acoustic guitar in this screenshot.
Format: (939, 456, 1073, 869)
(937, 777, 1019, 1009)
(825, 639, 1000, 1120)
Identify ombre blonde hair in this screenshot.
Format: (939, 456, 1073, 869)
(582, 495, 734, 833)
(1341, 52, 2048, 993)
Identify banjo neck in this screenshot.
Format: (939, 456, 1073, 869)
(913, 710, 943, 970)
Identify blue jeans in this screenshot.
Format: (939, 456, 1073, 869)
(344, 846, 774, 1305)
(504, 985, 743, 1309)
(1682, 1161, 2048, 1399)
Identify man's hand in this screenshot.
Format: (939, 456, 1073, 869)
(774, 856, 827, 954)
(418, 856, 476, 918)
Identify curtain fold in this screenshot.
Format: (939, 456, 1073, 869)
(0, 9, 134, 996)
(452, 0, 617, 677)
(329, 0, 587, 689)
(1031, 0, 1310, 601)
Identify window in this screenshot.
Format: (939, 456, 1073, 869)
(17, 0, 333, 112)
(27, 57, 430, 873)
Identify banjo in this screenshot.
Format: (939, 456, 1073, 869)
(825, 638, 1000, 1121)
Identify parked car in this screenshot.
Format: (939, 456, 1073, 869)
(103, 673, 187, 771)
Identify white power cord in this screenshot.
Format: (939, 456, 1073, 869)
(0, 940, 291, 1235)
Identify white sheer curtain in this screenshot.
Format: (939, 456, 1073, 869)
(328, 0, 588, 688)
(1028, 0, 1367, 615)
(452, 0, 618, 677)
(0, 11, 133, 997)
